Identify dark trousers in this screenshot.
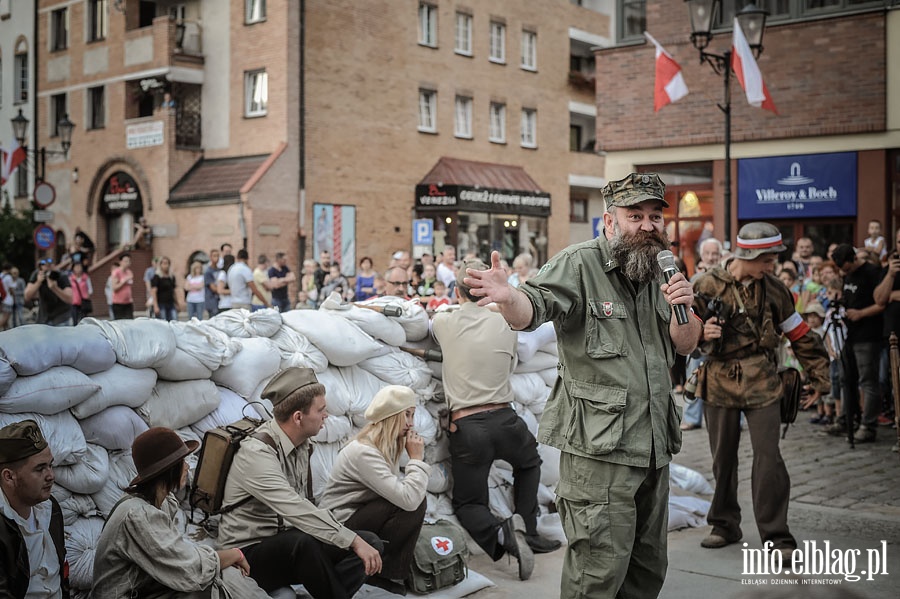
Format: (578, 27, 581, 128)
(242, 529, 383, 599)
(704, 401, 795, 549)
(344, 496, 426, 580)
(449, 407, 541, 560)
(111, 303, 134, 320)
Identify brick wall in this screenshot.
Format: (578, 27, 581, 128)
(595, 3, 886, 152)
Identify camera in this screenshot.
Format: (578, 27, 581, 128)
(48, 270, 61, 281)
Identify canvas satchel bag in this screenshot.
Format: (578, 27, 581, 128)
(407, 519, 469, 594)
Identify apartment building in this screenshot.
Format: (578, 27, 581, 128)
(593, 0, 900, 270)
(0, 0, 35, 208)
(19, 0, 610, 280)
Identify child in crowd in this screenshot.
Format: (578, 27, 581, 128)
(295, 289, 315, 310)
(426, 280, 451, 311)
(865, 219, 886, 263)
(802, 302, 833, 425)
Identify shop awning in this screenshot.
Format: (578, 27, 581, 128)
(416, 157, 551, 217)
(168, 154, 271, 205)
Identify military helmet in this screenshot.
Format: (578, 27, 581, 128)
(733, 222, 787, 260)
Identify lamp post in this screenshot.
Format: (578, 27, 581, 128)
(685, 0, 767, 250)
(10, 108, 75, 182)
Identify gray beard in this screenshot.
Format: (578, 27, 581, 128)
(609, 220, 669, 284)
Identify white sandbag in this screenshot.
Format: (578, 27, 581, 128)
(75, 365, 158, 419)
(413, 408, 438, 446)
(155, 347, 213, 381)
(668, 495, 710, 531)
(243, 378, 275, 420)
(669, 463, 715, 495)
(357, 296, 430, 342)
(211, 337, 281, 398)
(538, 367, 558, 388)
(66, 516, 105, 590)
(538, 443, 561, 487)
(171, 320, 240, 370)
(487, 465, 515, 521)
(92, 450, 136, 516)
(537, 482, 556, 508)
(309, 441, 341, 501)
(206, 308, 283, 338)
(516, 405, 539, 438)
(425, 492, 455, 519)
(357, 349, 433, 390)
(281, 310, 388, 366)
(270, 326, 329, 373)
(191, 388, 251, 436)
(0, 366, 100, 415)
(426, 461, 451, 494)
(0, 411, 85, 466)
(514, 350, 558, 374)
(424, 435, 450, 465)
(313, 414, 354, 444)
(0, 357, 15, 396)
(516, 322, 556, 363)
(337, 366, 386, 421)
(54, 443, 110, 495)
(536, 512, 567, 544)
(82, 317, 176, 369)
(510, 372, 550, 408)
(326, 303, 407, 347)
(0, 324, 116, 376)
(137, 379, 220, 430)
(79, 405, 149, 451)
(52, 485, 99, 526)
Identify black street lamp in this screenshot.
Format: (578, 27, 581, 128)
(685, 0, 768, 250)
(9, 108, 76, 182)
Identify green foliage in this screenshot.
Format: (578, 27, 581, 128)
(0, 201, 36, 273)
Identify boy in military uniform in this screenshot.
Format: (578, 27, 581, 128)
(465, 173, 701, 599)
(691, 222, 830, 560)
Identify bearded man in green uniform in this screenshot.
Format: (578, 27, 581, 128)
(466, 173, 701, 598)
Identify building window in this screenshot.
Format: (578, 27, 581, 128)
(570, 197, 588, 223)
(244, 70, 268, 117)
(520, 108, 536, 148)
(88, 0, 108, 42)
(88, 86, 105, 129)
(569, 125, 582, 152)
(521, 30, 537, 71)
(489, 21, 506, 63)
(455, 12, 472, 55)
(418, 89, 437, 133)
(50, 8, 68, 51)
(618, 0, 645, 41)
(489, 102, 506, 143)
(418, 3, 437, 47)
(51, 93, 67, 137)
(454, 96, 472, 138)
(16, 168, 28, 198)
(14, 48, 27, 104)
(245, 0, 266, 24)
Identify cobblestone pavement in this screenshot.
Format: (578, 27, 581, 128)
(467, 400, 900, 598)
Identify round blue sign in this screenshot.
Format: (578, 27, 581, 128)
(34, 225, 56, 250)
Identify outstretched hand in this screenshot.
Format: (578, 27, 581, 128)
(465, 251, 512, 307)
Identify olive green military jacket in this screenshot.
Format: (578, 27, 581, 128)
(518, 236, 682, 469)
(691, 263, 830, 409)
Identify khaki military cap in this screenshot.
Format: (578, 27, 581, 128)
(602, 173, 669, 209)
(0, 420, 48, 464)
(262, 367, 320, 406)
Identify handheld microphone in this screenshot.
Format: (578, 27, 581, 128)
(656, 250, 689, 325)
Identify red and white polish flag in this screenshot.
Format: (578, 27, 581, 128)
(0, 138, 27, 186)
(731, 18, 777, 114)
(644, 32, 689, 112)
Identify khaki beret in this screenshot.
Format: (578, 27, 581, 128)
(0, 420, 48, 464)
(262, 367, 321, 406)
(365, 385, 417, 423)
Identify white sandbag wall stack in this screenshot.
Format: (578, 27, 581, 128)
(0, 303, 561, 591)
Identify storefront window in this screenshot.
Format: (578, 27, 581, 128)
(663, 188, 715, 276)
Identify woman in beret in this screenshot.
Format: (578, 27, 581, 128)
(319, 385, 430, 595)
(92, 427, 266, 598)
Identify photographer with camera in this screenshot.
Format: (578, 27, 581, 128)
(24, 257, 73, 326)
(691, 222, 829, 562)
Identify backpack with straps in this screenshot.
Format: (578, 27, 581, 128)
(407, 519, 469, 594)
(189, 416, 278, 519)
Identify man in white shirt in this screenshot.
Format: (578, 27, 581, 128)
(436, 245, 458, 288)
(0, 420, 68, 598)
(227, 249, 265, 310)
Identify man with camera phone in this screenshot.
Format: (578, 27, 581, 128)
(691, 222, 829, 562)
(24, 258, 73, 326)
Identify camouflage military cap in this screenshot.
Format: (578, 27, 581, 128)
(733, 222, 787, 260)
(602, 173, 669, 210)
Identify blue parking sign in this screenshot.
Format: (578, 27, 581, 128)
(414, 219, 433, 245)
(592, 217, 602, 239)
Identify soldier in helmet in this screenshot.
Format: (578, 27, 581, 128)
(465, 172, 702, 599)
(691, 222, 830, 561)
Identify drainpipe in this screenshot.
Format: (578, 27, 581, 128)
(298, 0, 307, 267)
